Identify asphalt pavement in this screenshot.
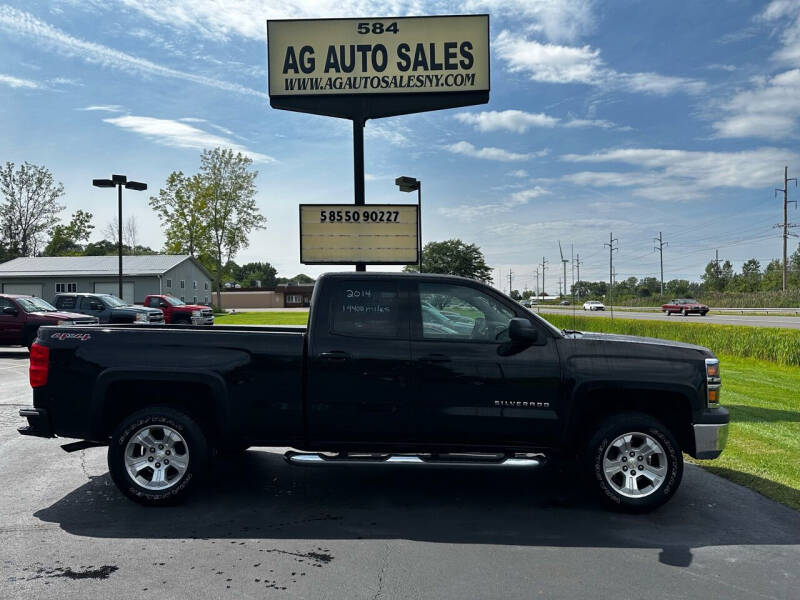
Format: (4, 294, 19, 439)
(1, 347, 798, 599)
(537, 306, 800, 329)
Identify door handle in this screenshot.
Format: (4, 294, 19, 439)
(420, 354, 451, 363)
(319, 351, 350, 361)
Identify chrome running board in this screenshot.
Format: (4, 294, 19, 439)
(284, 451, 544, 469)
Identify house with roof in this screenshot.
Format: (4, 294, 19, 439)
(0, 255, 214, 305)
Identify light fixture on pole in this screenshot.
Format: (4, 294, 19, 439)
(92, 174, 147, 300)
(395, 176, 422, 272)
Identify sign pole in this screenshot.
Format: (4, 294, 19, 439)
(417, 182, 422, 272)
(353, 117, 366, 272)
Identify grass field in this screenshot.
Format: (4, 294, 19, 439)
(213, 310, 799, 509)
(215, 311, 309, 326)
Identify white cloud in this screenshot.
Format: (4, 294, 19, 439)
(456, 109, 627, 133)
(0, 73, 40, 89)
(79, 104, 124, 112)
(711, 3, 800, 139)
(464, 0, 595, 43)
(365, 122, 412, 146)
(560, 146, 800, 200)
(494, 30, 705, 95)
(0, 6, 267, 99)
(443, 141, 541, 162)
(455, 110, 558, 133)
(103, 115, 276, 163)
(507, 169, 528, 178)
(438, 186, 550, 221)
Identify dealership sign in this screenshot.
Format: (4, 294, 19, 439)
(300, 204, 419, 264)
(268, 15, 489, 97)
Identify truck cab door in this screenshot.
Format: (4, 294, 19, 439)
(410, 282, 562, 447)
(0, 298, 23, 344)
(306, 278, 411, 445)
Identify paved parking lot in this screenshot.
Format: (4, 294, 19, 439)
(1, 348, 798, 599)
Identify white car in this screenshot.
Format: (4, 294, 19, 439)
(583, 300, 605, 311)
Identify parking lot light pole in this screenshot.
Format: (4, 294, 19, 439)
(395, 176, 422, 272)
(92, 175, 147, 300)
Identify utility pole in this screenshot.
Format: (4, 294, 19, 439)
(604, 232, 618, 319)
(653, 231, 667, 297)
(775, 166, 798, 291)
(541, 257, 548, 300)
(534, 267, 540, 310)
(575, 253, 582, 302)
(570, 244, 575, 301)
(508, 269, 513, 296)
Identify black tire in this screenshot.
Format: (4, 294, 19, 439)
(585, 412, 683, 512)
(173, 316, 191, 325)
(108, 406, 209, 506)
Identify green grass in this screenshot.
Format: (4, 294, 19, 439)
(213, 309, 799, 509)
(693, 354, 800, 510)
(542, 313, 800, 367)
(215, 311, 309, 325)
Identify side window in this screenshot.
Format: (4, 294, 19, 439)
(330, 281, 402, 339)
(0, 298, 13, 313)
(58, 296, 76, 309)
(180, 280, 185, 289)
(147, 297, 159, 308)
(418, 283, 515, 342)
(80, 297, 101, 311)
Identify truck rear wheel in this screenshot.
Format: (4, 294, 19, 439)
(108, 406, 208, 506)
(586, 412, 682, 512)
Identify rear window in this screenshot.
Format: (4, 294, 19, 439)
(329, 281, 402, 339)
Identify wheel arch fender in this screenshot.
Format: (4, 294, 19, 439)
(90, 367, 229, 440)
(564, 381, 697, 451)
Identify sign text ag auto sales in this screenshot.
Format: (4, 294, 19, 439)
(268, 16, 489, 96)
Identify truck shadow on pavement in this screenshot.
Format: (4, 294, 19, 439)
(34, 450, 800, 569)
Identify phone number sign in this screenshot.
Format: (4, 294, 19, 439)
(300, 204, 419, 264)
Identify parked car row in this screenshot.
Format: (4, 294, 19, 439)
(0, 291, 214, 349)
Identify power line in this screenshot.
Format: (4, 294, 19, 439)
(604, 232, 618, 319)
(653, 231, 667, 297)
(775, 165, 798, 291)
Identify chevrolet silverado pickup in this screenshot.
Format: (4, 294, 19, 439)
(53, 293, 164, 324)
(18, 272, 729, 511)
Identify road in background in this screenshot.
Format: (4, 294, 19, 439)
(537, 306, 800, 329)
(1, 348, 798, 599)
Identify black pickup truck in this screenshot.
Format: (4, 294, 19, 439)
(18, 272, 729, 511)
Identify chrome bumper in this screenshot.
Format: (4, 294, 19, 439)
(191, 316, 214, 325)
(693, 422, 729, 459)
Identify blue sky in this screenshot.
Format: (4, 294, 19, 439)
(2, 0, 800, 292)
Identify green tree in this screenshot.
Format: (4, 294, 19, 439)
(0, 161, 64, 256)
(404, 239, 492, 282)
(720, 260, 734, 291)
(666, 279, 691, 297)
(740, 258, 762, 292)
(790, 243, 800, 288)
(199, 148, 267, 308)
(510, 289, 522, 300)
(761, 259, 783, 291)
(701, 260, 723, 292)
(43, 210, 94, 256)
(149, 171, 211, 258)
(236, 262, 278, 287)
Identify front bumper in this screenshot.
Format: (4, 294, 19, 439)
(18, 407, 54, 438)
(191, 316, 215, 325)
(692, 407, 730, 459)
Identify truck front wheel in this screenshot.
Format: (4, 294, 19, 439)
(108, 406, 208, 506)
(586, 412, 683, 512)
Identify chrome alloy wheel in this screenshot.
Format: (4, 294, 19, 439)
(602, 432, 668, 498)
(124, 424, 190, 491)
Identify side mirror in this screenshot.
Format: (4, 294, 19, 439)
(509, 318, 539, 343)
(2, 306, 18, 316)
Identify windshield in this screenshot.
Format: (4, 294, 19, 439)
(16, 297, 57, 313)
(163, 296, 185, 306)
(101, 295, 128, 307)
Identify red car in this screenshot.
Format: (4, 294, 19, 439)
(0, 294, 98, 349)
(661, 298, 709, 316)
(143, 294, 214, 325)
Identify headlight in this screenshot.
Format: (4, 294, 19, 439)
(56, 320, 74, 326)
(191, 310, 201, 317)
(134, 313, 148, 323)
(705, 358, 721, 407)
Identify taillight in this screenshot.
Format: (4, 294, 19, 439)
(29, 343, 49, 388)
